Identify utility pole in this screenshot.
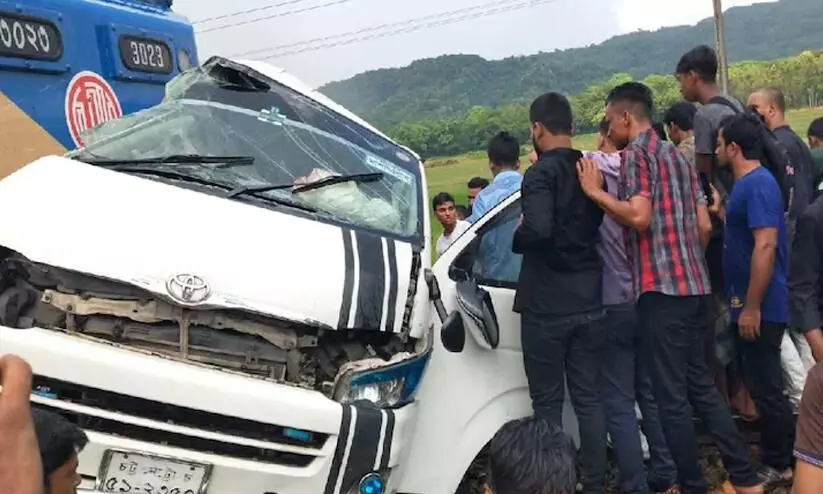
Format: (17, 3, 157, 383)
(713, 0, 730, 94)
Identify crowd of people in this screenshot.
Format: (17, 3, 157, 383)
(7, 44, 823, 494)
(434, 45, 823, 494)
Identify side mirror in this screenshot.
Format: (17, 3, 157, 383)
(455, 280, 500, 350)
(440, 310, 465, 352)
(425, 268, 466, 353)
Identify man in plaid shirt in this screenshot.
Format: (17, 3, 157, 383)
(577, 82, 763, 494)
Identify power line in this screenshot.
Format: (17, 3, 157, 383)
(231, 0, 562, 60)
(229, 0, 536, 59)
(197, 0, 356, 34)
(230, 0, 525, 57)
(192, 0, 314, 25)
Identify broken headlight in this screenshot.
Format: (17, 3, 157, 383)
(333, 348, 431, 408)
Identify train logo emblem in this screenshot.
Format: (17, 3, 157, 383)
(65, 71, 122, 147)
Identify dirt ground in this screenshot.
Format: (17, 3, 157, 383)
(695, 444, 791, 494)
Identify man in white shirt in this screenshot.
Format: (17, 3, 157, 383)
(433, 192, 470, 256)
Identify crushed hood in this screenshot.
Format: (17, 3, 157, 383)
(0, 156, 415, 333)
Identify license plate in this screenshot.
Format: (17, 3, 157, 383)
(97, 450, 212, 494)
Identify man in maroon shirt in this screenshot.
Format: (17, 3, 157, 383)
(577, 82, 762, 494)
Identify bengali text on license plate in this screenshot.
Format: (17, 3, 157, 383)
(97, 450, 211, 494)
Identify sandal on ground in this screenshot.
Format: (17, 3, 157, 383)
(757, 466, 793, 489)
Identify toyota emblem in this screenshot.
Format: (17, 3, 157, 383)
(166, 273, 211, 305)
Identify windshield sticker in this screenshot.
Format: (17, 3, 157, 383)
(365, 155, 412, 184)
(258, 106, 287, 126)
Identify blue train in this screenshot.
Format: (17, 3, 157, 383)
(0, 0, 198, 175)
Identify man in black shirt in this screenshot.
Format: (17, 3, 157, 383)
(513, 92, 606, 494)
(790, 170, 823, 363)
(748, 87, 814, 222)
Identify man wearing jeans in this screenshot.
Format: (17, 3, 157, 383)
(713, 113, 795, 488)
(577, 82, 762, 494)
(583, 119, 678, 494)
(513, 92, 606, 494)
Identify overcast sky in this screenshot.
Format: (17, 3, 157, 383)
(175, 0, 771, 88)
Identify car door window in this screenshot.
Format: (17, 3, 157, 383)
(451, 200, 522, 288)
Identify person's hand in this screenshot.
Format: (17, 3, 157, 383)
(0, 354, 32, 406)
(738, 306, 761, 340)
(708, 184, 723, 216)
(0, 354, 42, 494)
(576, 158, 604, 197)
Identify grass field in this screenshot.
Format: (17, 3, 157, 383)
(425, 107, 823, 241)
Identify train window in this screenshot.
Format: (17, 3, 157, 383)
(0, 11, 63, 61)
(118, 35, 173, 74)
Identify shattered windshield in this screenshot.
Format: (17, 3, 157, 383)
(67, 59, 422, 240)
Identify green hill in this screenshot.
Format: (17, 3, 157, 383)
(319, 0, 823, 129)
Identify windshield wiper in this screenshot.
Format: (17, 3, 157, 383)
(226, 172, 384, 198)
(226, 185, 319, 212)
(94, 166, 236, 191)
(76, 154, 255, 168)
(99, 166, 318, 213)
(292, 172, 384, 193)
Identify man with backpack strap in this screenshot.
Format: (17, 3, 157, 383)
(676, 46, 742, 207)
(675, 48, 745, 382)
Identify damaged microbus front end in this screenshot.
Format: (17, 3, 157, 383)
(0, 56, 433, 494)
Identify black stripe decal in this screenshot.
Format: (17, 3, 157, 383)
(380, 410, 395, 470)
(340, 406, 383, 490)
(383, 240, 398, 332)
(338, 229, 355, 329)
(323, 405, 353, 494)
(354, 231, 385, 329)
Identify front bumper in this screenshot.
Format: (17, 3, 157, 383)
(0, 327, 415, 494)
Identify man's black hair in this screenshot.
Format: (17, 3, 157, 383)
(32, 408, 88, 484)
(529, 92, 573, 136)
(606, 82, 654, 121)
(487, 131, 520, 168)
(598, 117, 609, 135)
(663, 101, 697, 131)
(488, 416, 576, 494)
(718, 113, 764, 161)
(455, 204, 469, 218)
(652, 122, 668, 141)
(432, 191, 455, 210)
(467, 176, 490, 189)
(676, 45, 718, 83)
(809, 117, 823, 140)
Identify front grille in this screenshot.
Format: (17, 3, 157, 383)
(33, 375, 327, 466)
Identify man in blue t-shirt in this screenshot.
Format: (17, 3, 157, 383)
(713, 113, 795, 488)
(468, 131, 523, 282)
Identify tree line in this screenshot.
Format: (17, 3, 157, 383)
(321, 0, 823, 129)
(388, 50, 823, 159)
